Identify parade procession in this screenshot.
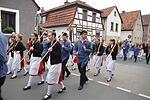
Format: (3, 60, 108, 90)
(0, 0, 150, 100)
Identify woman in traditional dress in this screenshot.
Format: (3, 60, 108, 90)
(23, 33, 44, 90)
(10, 34, 26, 79)
(42, 32, 66, 100)
(7, 38, 15, 75)
(106, 39, 118, 82)
(93, 38, 105, 76)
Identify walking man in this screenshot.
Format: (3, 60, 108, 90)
(74, 30, 93, 90)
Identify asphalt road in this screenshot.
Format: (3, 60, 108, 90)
(1, 57, 150, 100)
(1, 72, 149, 100)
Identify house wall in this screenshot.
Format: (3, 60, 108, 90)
(47, 26, 69, 38)
(121, 31, 132, 41)
(143, 24, 150, 42)
(132, 13, 143, 43)
(102, 8, 121, 43)
(0, 0, 38, 43)
(73, 7, 103, 42)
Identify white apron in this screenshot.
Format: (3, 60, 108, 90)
(29, 55, 41, 76)
(7, 53, 14, 72)
(128, 51, 134, 59)
(106, 55, 115, 71)
(138, 49, 144, 58)
(46, 57, 61, 84)
(118, 49, 123, 58)
(11, 52, 20, 71)
(93, 55, 103, 69)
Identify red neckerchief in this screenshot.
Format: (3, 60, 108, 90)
(82, 40, 86, 47)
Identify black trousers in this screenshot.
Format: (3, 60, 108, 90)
(146, 53, 150, 64)
(62, 57, 70, 80)
(0, 76, 6, 100)
(123, 51, 127, 61)
(78, 63, 88, 86)
(134, 55, 137, 62)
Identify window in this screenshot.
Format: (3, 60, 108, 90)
(111, 22, 114, 31)
(135, 37, 136, 41)
(92, 12, 96, 23)
(1, 11, 16, 32)
(115, 23, 118, 32)
(41, 16, 46, 24)
(82, 10, 87, 21)
(114, 11, 117, 16)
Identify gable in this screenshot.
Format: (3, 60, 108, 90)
(40, 7, 77, 28)
(121, 10, 141, 31)
(142, 14, 150, 25)
(101, 6, 123, 23)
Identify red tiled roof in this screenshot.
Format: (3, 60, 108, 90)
(101, 6, 116, 17)
(40, 7, 76, 28)
(121, 10, 141, 31)
(142, 14, 150, 25)
(40, 0, 100, 14)
(39, 0, 101, 28)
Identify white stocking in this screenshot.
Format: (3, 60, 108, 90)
(47, 85, 53, 95)
(27, 76, 33, 86)
(40, 74, 44, 82)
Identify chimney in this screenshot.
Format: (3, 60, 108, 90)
(64, 0, 69, 4)
(122, 11, 126, 14)
(41, 7, 45, 13)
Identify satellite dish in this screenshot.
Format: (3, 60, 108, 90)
(128, 35, 132, 39)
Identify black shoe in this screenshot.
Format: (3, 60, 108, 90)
(37, 81, 44, 85)
(7, 72, 12, 75)
(94, 73, 99, 76)
(24, 72, 29, 76)
(23, 86, 31, 91)
(66, 73, 71, 78)
(72, 68, 76, 70)
(42, 94, 51, 100)
(111, 74, 114, 78)
(58, 87, 66, 93)
(10, 76, 17, 79)
(86, 69, 90, 72)
(17, 69, 22, 73)
(78, 86, 83, 90)
(107, 78, 111, 82)
(98, 69, 100, 74)
(71, 63, 74, 66)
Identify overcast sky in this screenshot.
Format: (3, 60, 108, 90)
(35, 0, 149, 15)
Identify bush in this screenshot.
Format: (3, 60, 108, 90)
(3, 27, 14, 33)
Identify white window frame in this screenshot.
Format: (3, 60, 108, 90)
(42, 16, 46, 24)
(0, 7, 19, 34)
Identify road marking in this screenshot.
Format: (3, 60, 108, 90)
(88, 78, 94, 81)
(138, 94, 150, 99)
(97, 81, 109, 86)
(71, 73, 80, 76)
(116, 87, 131, 93)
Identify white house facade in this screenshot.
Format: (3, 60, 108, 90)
(101, 6, 122, 43)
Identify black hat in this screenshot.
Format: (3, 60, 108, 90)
(80, 30, 87, 35)
(109, 39, 115, 43)
(52, 30, 56, 32)
(62, 32, 68, 36)
(32, 33, 38, 38)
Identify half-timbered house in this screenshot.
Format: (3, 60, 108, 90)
(39, 0, 104, 42)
